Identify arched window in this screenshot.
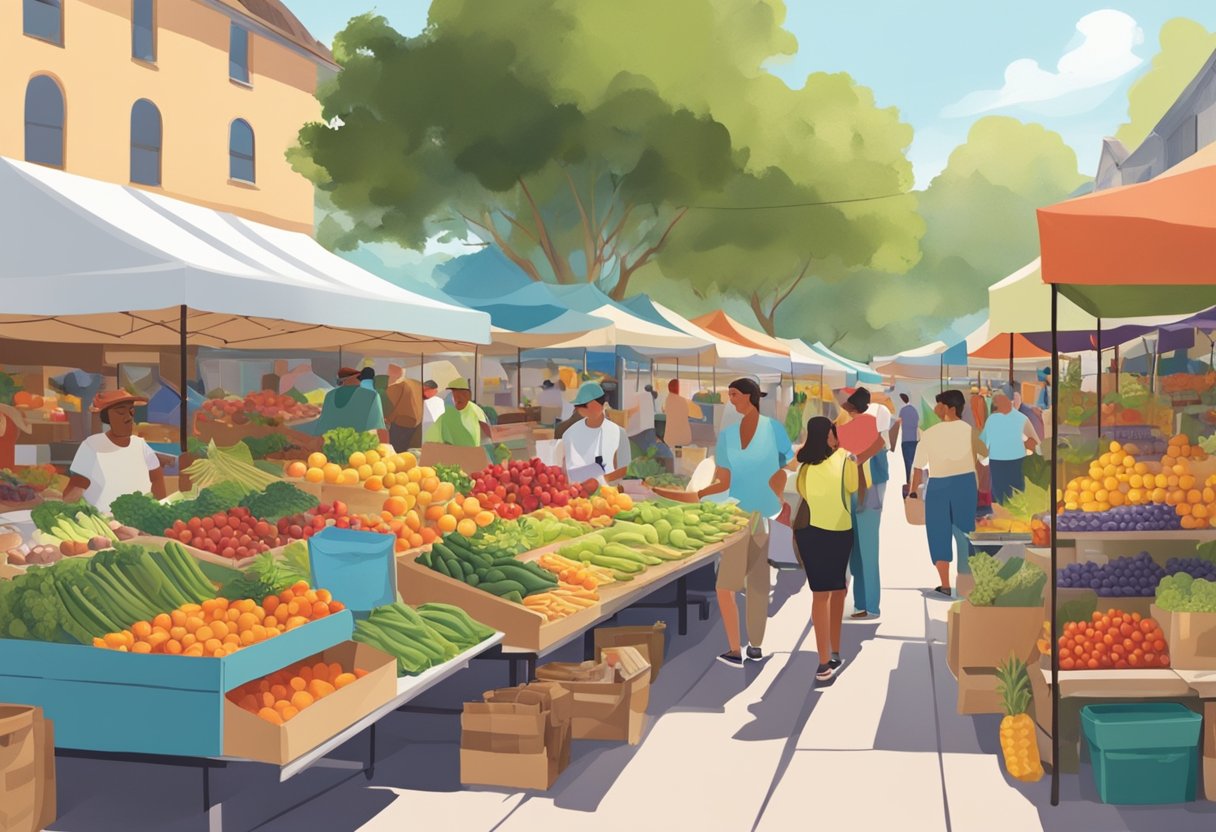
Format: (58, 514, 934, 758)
(229, 119, 255, 183)
(132, 0, 156, 62)
(130, 99, 162, 186)
(24, 75, 64, 168)
(24, 0, 62, 45)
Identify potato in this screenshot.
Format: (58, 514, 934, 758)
(88, 536, 112, 551)
(7, 551, 26, 565)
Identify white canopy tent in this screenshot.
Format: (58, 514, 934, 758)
(0, 158, 490, 352)
(551, 303, 713, 358)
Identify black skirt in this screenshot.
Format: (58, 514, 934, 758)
(793, 525, 854, 591)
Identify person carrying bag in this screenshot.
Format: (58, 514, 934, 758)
(791, 416, 860, 682)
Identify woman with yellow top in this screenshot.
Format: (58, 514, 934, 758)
(793, 416, 861, 683)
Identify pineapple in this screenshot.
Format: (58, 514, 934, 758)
(996, 654, 1044, 782)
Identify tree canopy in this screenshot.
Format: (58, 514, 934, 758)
(1115, 18, 1216, 151)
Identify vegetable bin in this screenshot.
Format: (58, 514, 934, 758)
(1081, 703, 1202, 804)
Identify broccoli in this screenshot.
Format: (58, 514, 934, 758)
(111, 491, 176, 535)
(0, 563, 92, 644)
(240, 481, 318, 521)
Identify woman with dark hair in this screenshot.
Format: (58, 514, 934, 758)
(654, 378, 793, 667)
(836, 387, 888, 621)
(793, 416, 860, 682)
(663, 378, 693, 448)
(909, 389, 988, 597)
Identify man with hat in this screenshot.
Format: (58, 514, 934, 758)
(303, 366, 388, 443)
(63, 391, 167, 513)
(561, 381, 631, 486)
(424, 378, 490, 447)
(421, 379, 445, 438)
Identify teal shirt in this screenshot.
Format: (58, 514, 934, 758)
(980, 410, 1032, 462)
(715, 415, 793, 517)
(302, 386, 386, 436)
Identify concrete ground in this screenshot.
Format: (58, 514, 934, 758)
(48, 493, 1216, 831)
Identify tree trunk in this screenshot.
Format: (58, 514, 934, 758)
(748, 292, 777, 336)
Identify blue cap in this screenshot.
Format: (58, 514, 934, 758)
(572, 381, 606, 406)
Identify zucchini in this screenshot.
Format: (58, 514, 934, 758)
(476, 579, 527, 597)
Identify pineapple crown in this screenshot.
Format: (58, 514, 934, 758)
(995, 653, 1032, 716)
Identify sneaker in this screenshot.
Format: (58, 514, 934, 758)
(717, 651, 745, 668)
(934, 586, 953, 599)
(815, 663, 837, 682)
(849, 611, 871, 620)
(746, 645, 763, 661)
(828, 657, 844, 671)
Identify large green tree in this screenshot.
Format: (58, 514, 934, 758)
(1116, 18, 1216, 151)
(292, 1, 921, 305)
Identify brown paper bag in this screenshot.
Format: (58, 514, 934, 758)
(0, 704, 44, 832)
(594, 622, 666, 682)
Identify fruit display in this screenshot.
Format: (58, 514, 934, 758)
(1155, 574, 1216, 612)
(1163, 556, 1216, 582)
(467, 458, 591, 519)
(111, 482, 246, 536)
(1057, 609, 1171, 669)
(229, 658, 367, 725)
(535, 553, 618, 589)
(1056, 553, 1165, 596)
(975, 516, 1033, 535)
(198, 389, 320, 427)
(0, 542, 214, 644)
(352, 602, 496, 676)
(417, 534, 559, 602)
(968, 554, 1047, 607)
(0, 465, 61, 501)
(183, 441, 281, 494)
(1056, 505, 1181, 533)
(1161, 372, 1216, 394)
(320, 428, 381, 464)
(93, 581, 343, 657)
(1030, 517, 1049, 547)
(424, 496, 500, 540)
(0, 480, 39, 504)
(995, 655, 1044, 783)
(643, 473, 690, 490)
(4, 542, 68, 567)
(475, 515, 595, 555)
(239, 481, 319, 521)
(434, 464, 474, 498)
(165, 507, 297, 560)
(288, 447, 439, 497)
(535, 486, 634, 526)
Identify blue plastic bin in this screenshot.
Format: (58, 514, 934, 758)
(1081, 703, 1202, 805)
(308, 527, 397, 614)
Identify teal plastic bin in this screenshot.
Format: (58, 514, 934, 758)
(1081, 703, 1202, 805)
(308, 527, 397, 614)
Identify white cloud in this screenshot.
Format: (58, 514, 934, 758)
(942, 10, 1144, 118)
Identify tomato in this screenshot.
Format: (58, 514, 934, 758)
(1061, 657, 1076, 670)
(1160, 655, 1171, 667)
(222, 547, 237, 560)
(1120, 623, 1133, 637)
(1128, 653, 1141, 666)
(1140, 620, 1155, 634)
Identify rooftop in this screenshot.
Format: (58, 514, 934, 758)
(216, 0, 337, 68)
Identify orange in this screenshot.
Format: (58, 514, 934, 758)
(424, 504, 446, 522)
(437, 514, 458, 533)
(456, 518, 477, 537)
(422, 476, 440, 493)
(462, 497, 482, 515)
(404, 510, 422, 532)
(447, 501, 464, 520)
(364, 476, 384, 491)
(364, 450, 381, 465)
(323, 463, 343, 483)
(416, 490, 432, 506)
(357, 464, 373, 481)
(433, 481, 455, 502)
(399, 451, 418, 470)
(341, 468, 360, 485)
(258, 707, 284, 725)
(348, 451, 367, 468)
(389, 484, 409, 498)
(291, 691, 315, 710)
(286, 461, 307, 478)
(409, 532, 425, 548)
(1188, 489, 1204, 504)
(305, 467, 325, 484)
(307, 452, 328, 469)
(475, 510, 496, 527)
(384, 496, 408, 516)
(334, 672, 357, 688)
(382, 473, 398, 488)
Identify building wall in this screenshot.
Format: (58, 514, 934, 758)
(2, 0, 322, 231)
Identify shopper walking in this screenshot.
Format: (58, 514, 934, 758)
(663, 379, 693, 448)
(897, 393, 920, 484)
(908, 390, 988, 597)
(792, 416, 860, 682)
(836, 388, 887, 621)
(654, 378, 792, 667)
(980, 392, 1040, 504)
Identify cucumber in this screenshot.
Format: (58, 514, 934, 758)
(494, 564, 557, 593)
(476, 579, 527, 597)
(433, 555, 452, 578)
(483, 568, 506, 582)
(501, 590, 524, 604)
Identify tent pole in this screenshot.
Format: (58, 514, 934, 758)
(712, 363, 716, 393)
(473, 346, 480, 399)
(1096, 318, 1102, 442)
(583, 349, 588, 376)
(338, 347, 343, 370)
(1050, 283, 1060, 807)
(650, 360, 655, 390)
(179, 304, 188, 454)
(1008, 335, 1014, 388)
(516, 348, 522, 410)
(819, 367, 824, 416)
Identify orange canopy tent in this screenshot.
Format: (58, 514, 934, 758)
(969, 332, 1048, 361)
(691, 310, 789, 359)
(1037, 157, 1216, 317)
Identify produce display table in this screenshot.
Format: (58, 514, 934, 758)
(1041, 667, 1192, 699)
(1061, 531, 1216, 542)
(56, 633, 503, 832)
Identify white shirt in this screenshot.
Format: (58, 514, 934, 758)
(538, 387, 562, 409)
(562, 419, 631, 485)
(422, 396, 446, 434)
(912, 420, 987, 479)
(867, 402, 893, 449)
(70, 433, 161, 513)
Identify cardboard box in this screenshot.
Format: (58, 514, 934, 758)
(1152, 605, 1216, 670)
(946, 603, 961, 679)
(1206, 701, 1216, 800)
(957, 602, 1045, 670)
(957, 669, 1004, 715)
(222, 642, 396, 765)
(0, 704, 55, 832)
(594, 622, 667, 682)
(460, 685, 573, 791)
(537, 648, 651, 745)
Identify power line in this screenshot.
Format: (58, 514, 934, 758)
(689, 191, 910, 210)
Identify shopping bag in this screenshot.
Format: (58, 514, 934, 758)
(767, 519, 801, 570)
(904, 495, 926, 526)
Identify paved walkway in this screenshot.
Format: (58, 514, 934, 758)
(49, 497, 1216, 831)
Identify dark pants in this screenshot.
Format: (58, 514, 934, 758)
(389, 424, 421, 453)
(989, 458, 1025, 505)
(901, 441, 918, 482)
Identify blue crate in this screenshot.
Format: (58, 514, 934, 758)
(0, 611, 352, 757)
(1082, 703, 1202, 805)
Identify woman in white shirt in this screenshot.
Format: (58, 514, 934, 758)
(64, 391, 167, 513)
(908, 389, 987, 598)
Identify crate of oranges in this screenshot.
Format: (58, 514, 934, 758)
(223, 642, 397, 764)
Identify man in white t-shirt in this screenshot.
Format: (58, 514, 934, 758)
(64, 391, 167, 513)
(562, 382, 632, 487)
(421, 380, 446, 437)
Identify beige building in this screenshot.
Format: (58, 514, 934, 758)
(4, 0, 336, 232)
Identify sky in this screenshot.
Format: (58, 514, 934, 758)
(289, 1, 1216, 188)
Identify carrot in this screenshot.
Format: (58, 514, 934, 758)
(263, 596, 280, 615)
(334, 673, 357, 689)
(290, 691, 314, 710)
(258, 708, 284, 725)
(308, 680, 335, 700)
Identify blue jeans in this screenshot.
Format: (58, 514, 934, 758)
(925, 473, 977, 564)
(850, 486, 884, 615)
(989, 458, 1025, 505)
(901, 442, 918, 483)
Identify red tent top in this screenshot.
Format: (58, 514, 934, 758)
(969, 332, 1049, 361)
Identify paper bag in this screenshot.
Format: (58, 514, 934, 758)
(594, 623, 667, 682)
